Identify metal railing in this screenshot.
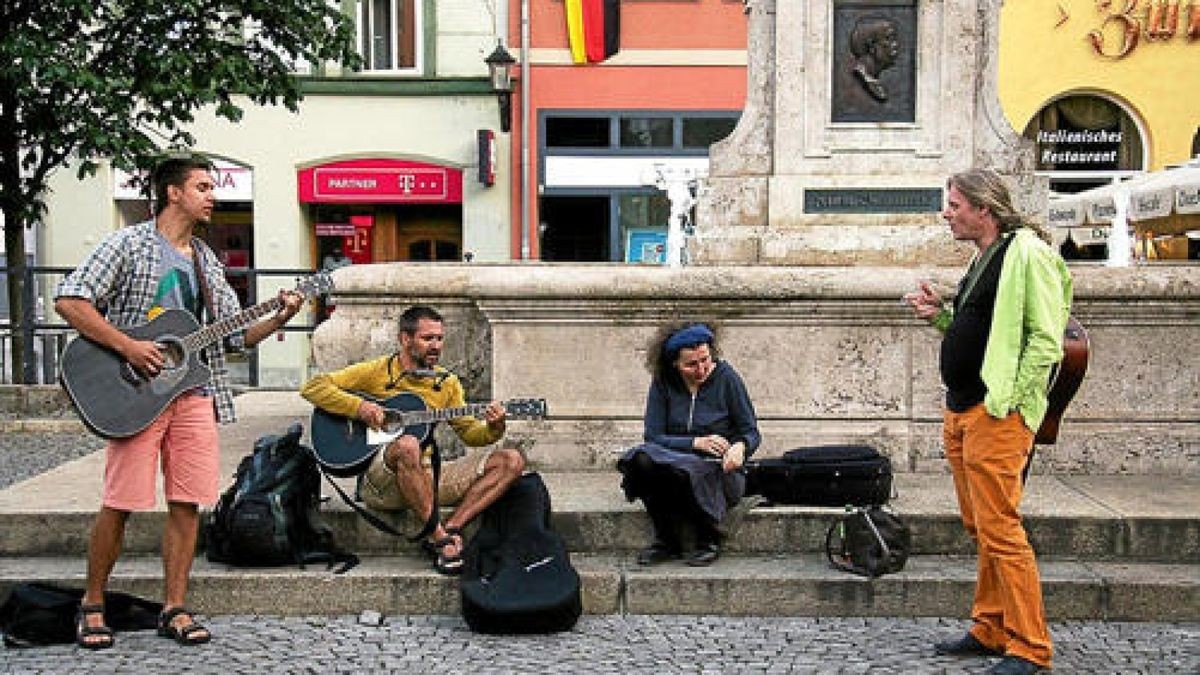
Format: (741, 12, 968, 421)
(0, 266, 321, 386)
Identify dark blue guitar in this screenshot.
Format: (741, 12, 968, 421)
(310, 392, 548, 477)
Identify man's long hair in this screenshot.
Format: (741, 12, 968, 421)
(948, 168, 1052, 244)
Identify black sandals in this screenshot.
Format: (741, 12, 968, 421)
(75, 603, 114, 650)
(156, 607, 211, 646)
(424, 527, 465, 576)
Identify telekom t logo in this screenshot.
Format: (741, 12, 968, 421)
(398, 174, 416, 194)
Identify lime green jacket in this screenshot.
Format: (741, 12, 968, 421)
(933, 228, 1073, 432)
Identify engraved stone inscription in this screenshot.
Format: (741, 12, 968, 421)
(804, 188, 943, 214)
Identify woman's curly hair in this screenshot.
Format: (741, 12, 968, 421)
(644, 320, 722, 389)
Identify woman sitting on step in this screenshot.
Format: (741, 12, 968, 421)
(617, 322, 761, 567)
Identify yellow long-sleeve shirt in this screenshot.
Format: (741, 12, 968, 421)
(300, 355, 503, 448)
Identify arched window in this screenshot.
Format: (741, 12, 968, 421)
(1023, 94, 1145, 193)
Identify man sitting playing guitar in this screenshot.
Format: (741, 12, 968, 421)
(300, 305, 524, 575)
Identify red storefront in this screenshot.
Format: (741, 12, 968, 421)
(298, 158, 465, 266)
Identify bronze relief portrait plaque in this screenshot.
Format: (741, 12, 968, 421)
(831, 1, 917, 123)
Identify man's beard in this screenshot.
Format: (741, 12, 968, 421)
(409, 345, 439, 368)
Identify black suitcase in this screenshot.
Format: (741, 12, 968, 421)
(460, 472, 582, 634)
(746, 445, 893, 506)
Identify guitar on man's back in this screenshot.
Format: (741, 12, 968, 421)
(1035, 316, 1090, 445)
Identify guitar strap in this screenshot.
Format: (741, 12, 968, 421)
(190, 238, 217, 327)
(317, 440, 442, 543)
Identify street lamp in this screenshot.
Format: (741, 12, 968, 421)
(484, 42, 516, 133)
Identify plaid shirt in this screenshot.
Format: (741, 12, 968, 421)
(55, 221, 245, 424)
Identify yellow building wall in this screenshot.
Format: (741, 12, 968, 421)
(1000, 0, 1200, 170)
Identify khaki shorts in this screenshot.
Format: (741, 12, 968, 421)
(361, 444, 496, 511)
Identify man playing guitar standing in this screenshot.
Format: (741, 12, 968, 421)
(300, 305, 524, 576)
(55, 156, 303, 648)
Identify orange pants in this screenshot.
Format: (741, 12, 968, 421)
(943, 404, 1052, 668)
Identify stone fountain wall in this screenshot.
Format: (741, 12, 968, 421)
(312, 263, 1200, 476)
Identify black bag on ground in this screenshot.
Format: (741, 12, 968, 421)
(205, 422, 358, 573)
(460, 472, 582, 634)
(825, 506, 911, 578)
(0, 583, 161, 647)
(745, 445, 893, 506)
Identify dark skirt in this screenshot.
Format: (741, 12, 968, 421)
(617, 442, 746, 524)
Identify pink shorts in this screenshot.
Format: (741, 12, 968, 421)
(103, 392, 221, 511)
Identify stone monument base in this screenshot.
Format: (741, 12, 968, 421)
(314, 263, 1200, 477)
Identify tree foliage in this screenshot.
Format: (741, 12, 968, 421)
(0, 0, 361, 381)
(0, 0, 361, 226)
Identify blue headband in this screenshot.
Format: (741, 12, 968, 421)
(664, 324, 714, 357)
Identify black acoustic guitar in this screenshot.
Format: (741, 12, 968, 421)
(60, 272, 332, 439)
(310, 392, 549, 477)
(1035, 316, 1090, 445)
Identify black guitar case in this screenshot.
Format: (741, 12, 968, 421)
(460, 472, 582, 634)
(745, 445, 893, 506)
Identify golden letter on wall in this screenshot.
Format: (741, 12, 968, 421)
(1089, 0, 1142, 58)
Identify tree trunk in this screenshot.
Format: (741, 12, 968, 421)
(3, 217, 28, 384)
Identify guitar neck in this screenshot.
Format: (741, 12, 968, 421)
(183, 296, 284, 352)
(395, 402, 492, 427)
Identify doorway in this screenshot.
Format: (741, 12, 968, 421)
(540, 196, 609, 261)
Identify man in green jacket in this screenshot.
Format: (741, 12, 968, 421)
(904, 168, 1072, 675)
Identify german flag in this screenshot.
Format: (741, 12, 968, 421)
(566, 0, 619, 64)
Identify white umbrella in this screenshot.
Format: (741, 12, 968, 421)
(1127, 164, 1200, 219)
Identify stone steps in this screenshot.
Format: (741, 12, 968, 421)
(2, 472, 1195, 563)
(2, 391, 1196, 622)
(0, 554, 1195, 622)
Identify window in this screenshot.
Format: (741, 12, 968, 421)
(1022, 95, 1144, 185)
(407, 239, 460, 261)
(544, 112, 741, 153)
(682, 116, 738, 148)
(358, 0, 418, 72)
(546, 117, 610, 148)
(619, 117, 673, 148)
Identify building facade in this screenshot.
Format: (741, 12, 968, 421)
(506, 0, 748, 262)
(998, 0, 1200, 261)
(40, 0, 514, 386)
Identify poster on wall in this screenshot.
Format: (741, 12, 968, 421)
(625, 228, 667, 264)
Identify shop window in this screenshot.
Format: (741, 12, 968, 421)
(619, 117, 674, 149)
(407, 239, 460, 261)
(358, 0, 417, 72)
(546, 117, 610, 148)
(1023, 95, 1143, 175)
(618, 192, 671, 263)
(682, 115, 739, 149)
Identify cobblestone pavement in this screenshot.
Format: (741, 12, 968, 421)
(2, 614, 1196, 674)
(0, 432, 102, 490)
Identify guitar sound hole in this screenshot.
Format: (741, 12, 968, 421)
(158, 341, 186, 370)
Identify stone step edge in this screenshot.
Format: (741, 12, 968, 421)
(2, 508, 1195, 563)
(0, 554, 1195, 622)
(0, 418, 86, 433)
